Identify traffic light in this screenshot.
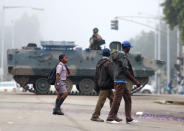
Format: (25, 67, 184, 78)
(111, 20, 118, 30)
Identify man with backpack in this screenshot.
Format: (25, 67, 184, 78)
(91, 48, 122, 122)
(106, 41, 141, 124)
(53, 54, 70, 115)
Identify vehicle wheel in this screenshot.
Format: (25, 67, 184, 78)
(66, 79, 73, 94)
(35, 78, 50, 94)
(79, 79, 94, 95)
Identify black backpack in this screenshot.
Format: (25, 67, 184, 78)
(47, 64, 70, 85)
(47, 67, 56, 85)
(94, 59, 110, 92)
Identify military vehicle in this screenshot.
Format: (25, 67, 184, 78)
(7, 41, 164, 95)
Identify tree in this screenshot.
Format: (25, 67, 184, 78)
(162, 0, 184, 43)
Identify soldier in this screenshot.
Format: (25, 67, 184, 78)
(53, 54, 70, 115)
(89, 28, 105, 50)
(106, 41, 141, 124)
(91, 48, 122, 122)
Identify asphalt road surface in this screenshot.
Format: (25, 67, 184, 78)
(0, 92, 184, 131)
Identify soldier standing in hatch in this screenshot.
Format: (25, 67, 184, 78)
(89, 28, 105, 50)
(53, 54, 70, 115)
(106, 41, 141, 124)
(91, 48, 122, 122)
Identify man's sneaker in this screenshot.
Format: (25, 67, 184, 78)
(114, 117, 122, 122)
(126, 119, 138, 124)
(106, 120, 120, 124)
(106, 118, 120, 124)
(91, 117, 104, 122)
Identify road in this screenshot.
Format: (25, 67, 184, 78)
(0, 92, 184, 131)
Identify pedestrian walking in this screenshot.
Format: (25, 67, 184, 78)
(91, 48, 122, 122)
(106, 41, 141, 124)
(53, 54, 70, 115)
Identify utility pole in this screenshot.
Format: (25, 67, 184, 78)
(1, 7, 5, 81)
(154, 31, 158, 61)
(167, 24, 170, 87)
(156, 0, 162, 94)
(157, 19, 162, 94)
(11, 20, 15, 49)
(176, 28, 182, 88)
(154, 29, 158, 94)
(177, 29, 180, 62)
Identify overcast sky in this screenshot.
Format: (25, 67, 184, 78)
(0, 0, 164, 48)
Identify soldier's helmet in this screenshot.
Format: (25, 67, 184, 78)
(102, 48, 111, 57)
(93, 28, 99, 34)
(122, 41, 133, 48)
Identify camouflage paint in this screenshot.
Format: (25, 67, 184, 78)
(7, 41, 165, 95)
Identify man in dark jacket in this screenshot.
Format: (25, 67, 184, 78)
(106, 41, 141, 124)
(91, 48, 121, 122)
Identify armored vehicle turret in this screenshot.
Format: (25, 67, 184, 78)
(7, 41, 164, 95)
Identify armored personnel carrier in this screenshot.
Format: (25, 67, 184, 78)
(7, 41, 164, 95)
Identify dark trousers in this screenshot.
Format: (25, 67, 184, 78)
(92, 90, 114, 118)
(107, 83, 132, 120)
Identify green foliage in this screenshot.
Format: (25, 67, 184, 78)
(162, 0, 184, 43)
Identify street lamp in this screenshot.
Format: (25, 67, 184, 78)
(0, 6, 44, 81)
